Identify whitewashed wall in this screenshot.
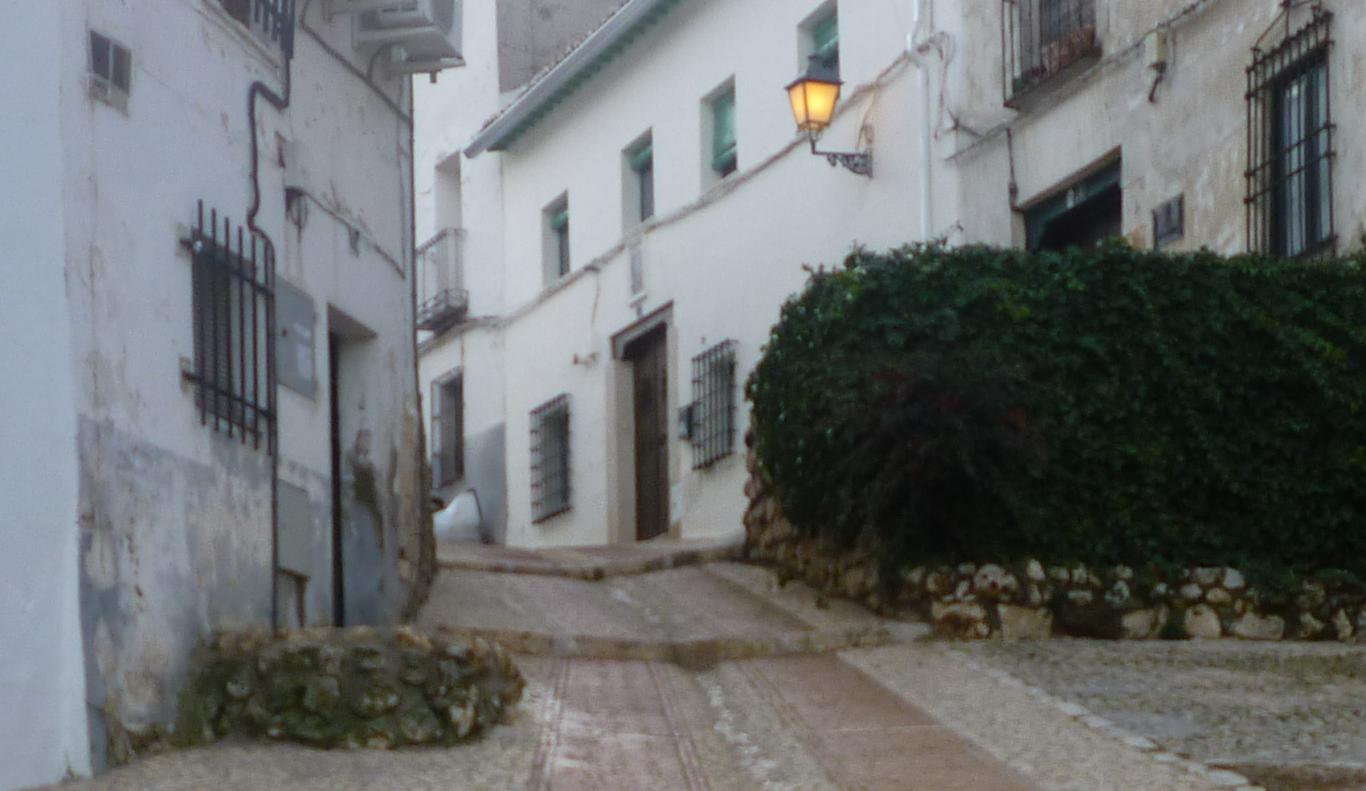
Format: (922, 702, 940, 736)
(488, 0, 928, 548)
(0, 5, 93, 789)
(45, 0, 423, 773)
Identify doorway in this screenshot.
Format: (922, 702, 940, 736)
(1026, 159, 1123, 253)
(328, 333, 345, 626)
(624, 326, 670, 542)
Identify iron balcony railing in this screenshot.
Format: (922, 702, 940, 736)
(1002, 0, 1099, 105)
(416, 227, 468, 333)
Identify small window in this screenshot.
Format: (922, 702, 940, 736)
(188, 202, 275, 451)
(624, 134, 655, 228)
(431, 372, 464, 487)
(1024, 160, 1122, 253)
(530, 395, 572, 522)
(543, 196, 570, 285)
(88, 31, 131, 110)
(1246, 8, 1334, 258)
(218, 0, 295, 57)
(808, 9, 839, 73)
(709, 86, 738, 178)
(689, 340, 738, 469)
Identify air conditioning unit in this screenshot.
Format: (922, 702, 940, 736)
(353, 0, 462, 64)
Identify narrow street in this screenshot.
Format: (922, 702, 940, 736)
(47, 542, 1240, 791)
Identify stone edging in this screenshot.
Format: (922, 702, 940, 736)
(943, 646, 1264, 790)
(743, 450, 1366, 643)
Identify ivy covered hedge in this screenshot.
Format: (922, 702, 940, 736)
(746, 244, 1366, 585)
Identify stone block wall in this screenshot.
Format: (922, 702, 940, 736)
(173, 626, 524, 752)
(743, 448, 1366, 642)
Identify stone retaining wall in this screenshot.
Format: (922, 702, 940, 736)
(743, 449, 1366, 642)
(175, 626, 524, 751)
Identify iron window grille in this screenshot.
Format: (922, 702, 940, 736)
(186, 201, 276, 452)
(220, 0, 296, 58)
(1246, 7, 1335, 258)
(689, 340, 737, 470)
(431, 373, 464, 487)
(530, 395, 572, 522)
(1001, 0, 1099, 105)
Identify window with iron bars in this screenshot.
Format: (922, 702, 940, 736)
(187, 202, 276, 452)
(530, 395, 571, 523)
(1002, 0, 1098, 104)
(689, 340, 737, 470)
(1246, 8, 1335, 258)
(431, 372, 464, 487)
(219, 0, 296, 58)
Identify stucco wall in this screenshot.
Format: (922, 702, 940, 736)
(57, 0, 424, 768)
(949, 0, 1366, 253)
(486, 0, 927, 548)
(0, 4, 93, 789)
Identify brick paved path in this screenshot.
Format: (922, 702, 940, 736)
(43, 544, 1229, 791)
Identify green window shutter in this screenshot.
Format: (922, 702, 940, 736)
(712, 90, 737, 173)
(549, 208, 569, 231)
(812, 14, 839, 66)
(630, 143, 654, 173)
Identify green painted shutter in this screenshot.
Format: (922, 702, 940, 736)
(812, 14, 839, 67)
(549, 208, 570, 231)
(630, 143, 653, 172)
(712, 90, 737, 173)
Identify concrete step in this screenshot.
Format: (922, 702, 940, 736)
(416, 562, 929, 666)
(437, 535, 745, 580)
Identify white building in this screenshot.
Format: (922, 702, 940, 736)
(418, 0, 1365, 551)
(0, 1, 461, 784)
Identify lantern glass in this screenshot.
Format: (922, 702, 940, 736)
(786, 75, 842, 135)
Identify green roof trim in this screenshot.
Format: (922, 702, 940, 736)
(467, 0, 688, 156)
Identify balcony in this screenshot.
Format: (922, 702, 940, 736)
(1002, 0, 1099, 107)
(416, 228, 468, 333)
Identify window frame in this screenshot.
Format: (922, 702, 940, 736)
(186, 202, 275, 452)
(530, 395, 572, 523)
(88, 30, 132, 110)
(1245, 8, 1335, 258)
(543, 195, 571, 285)
(431, 371, 464, 488)
(625, 133, 656, 227)
(709, 85, 738, 179)
(689, 340, 738, 470)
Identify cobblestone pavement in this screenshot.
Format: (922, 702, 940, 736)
(953, 640, 1366, 789)
(41, 550, 1238, 791)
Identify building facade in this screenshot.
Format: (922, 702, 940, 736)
(0, 1, 461, 784)
(417, 0, 1364, 551)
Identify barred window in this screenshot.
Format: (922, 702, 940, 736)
(690, 340, 737, 469)
(1002, 0, 1098, 103)
(530, 395, 571, 522)
(1246, 8, 1335, 258)
(188, 202, 275, 451)
(431, 372, 464, 487)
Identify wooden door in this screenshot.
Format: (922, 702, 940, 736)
(628, 327, 670, 542)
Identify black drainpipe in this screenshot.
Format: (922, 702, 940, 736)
(245, 0, 296, 630)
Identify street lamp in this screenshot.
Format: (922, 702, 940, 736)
(785, 54, 872, 177)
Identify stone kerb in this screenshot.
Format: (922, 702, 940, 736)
(743, 447, 1366, 643)
(174, 626, 525, 752)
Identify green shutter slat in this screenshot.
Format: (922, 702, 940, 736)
(550, 209, 570, 231)
(812, 14, 838, 58)
(712, 90, 736, 162)
(630, 143, 653, 172)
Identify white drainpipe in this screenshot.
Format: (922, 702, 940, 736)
(908, 0, 935, 241)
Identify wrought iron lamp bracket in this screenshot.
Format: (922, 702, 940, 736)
(808, 136, 873, 177)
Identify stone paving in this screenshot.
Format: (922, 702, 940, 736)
(954, 640, 1366, 790)
(43, 544, 1242, 791)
